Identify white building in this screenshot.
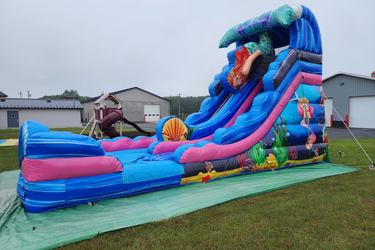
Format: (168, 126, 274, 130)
(0, 94, 83, 129)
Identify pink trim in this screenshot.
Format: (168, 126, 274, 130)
(178, 73, 321, 163)
(22, 156, 123, 182)
(303, 73, 322, 85)
(151, 81, 263, 155)
(152, 135, 213, 155)
(101, 137, 157, 152)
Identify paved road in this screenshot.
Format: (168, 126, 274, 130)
(327, 127, 375, 139)
(121, 122, 375, 140)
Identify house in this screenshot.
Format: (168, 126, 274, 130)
(322, 71, 375, 128)
(63, 93, 78, 100)
(0, 91, 8, 98)
(0, 92, 83, 129)
(81, 87, 171, 123)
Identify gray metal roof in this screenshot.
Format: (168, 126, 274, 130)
(0, 98, 83, 109)
(323, 71, 375, 82)
(81, 87, 171, 103)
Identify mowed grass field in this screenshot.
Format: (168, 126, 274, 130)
(0, 128, 374, 249)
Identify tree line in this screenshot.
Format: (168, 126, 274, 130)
(39, 89, 92, 102)
(164, 95, 210, 119)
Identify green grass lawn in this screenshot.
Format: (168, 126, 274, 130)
(0, 130, 374, 249)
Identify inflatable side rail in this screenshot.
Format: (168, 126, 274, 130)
(100, 135, 157, 152)
(185, 73, 230, 126)
(18, 120, 123, 182)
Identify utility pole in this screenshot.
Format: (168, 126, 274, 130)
(18, 91, 22, 98)
(178, 93, 181, 118)
(28, 91, 31, 99)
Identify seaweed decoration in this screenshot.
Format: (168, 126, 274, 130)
(248, 142, 267, 166)
(323, 124, 328, 143)
(184, 125, 197, 140)
(322, 123, 330, 161)
(271, 117, 289, 167)
(324, 143, 330, 161)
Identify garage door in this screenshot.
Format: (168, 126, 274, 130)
(349, 96, 375, 128)
(324, 98, 333, 127)
(144, 105, 160, 122)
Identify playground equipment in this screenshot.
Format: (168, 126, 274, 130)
(81, 93, 150, 139)
(18, 4, 331, 213)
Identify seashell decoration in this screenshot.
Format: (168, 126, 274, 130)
(162, 117, 188, 141)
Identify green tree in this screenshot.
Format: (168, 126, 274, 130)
(164, 95, 209, 119)
(39, 89, 92, 102)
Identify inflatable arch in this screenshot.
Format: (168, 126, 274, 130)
(17, 5, 329, 213)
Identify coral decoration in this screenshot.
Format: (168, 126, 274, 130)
(237, 153, 249, 167)
(162, 118, 188, 141)
(290, 146, 298, 160)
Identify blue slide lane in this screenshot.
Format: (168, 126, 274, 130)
(212, 61, 322, 145)
(185, 73, 229, 126)
(189, 78, 260, 140)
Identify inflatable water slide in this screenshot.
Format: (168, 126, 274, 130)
(17, 5, 330, 213)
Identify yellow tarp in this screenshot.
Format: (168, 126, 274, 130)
(0, 139, 18, 146)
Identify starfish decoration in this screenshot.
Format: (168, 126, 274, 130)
(202, 175, 211, 183)
(181, 177, 190, 184)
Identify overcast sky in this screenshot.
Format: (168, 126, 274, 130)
(0, 0, 374, 99)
